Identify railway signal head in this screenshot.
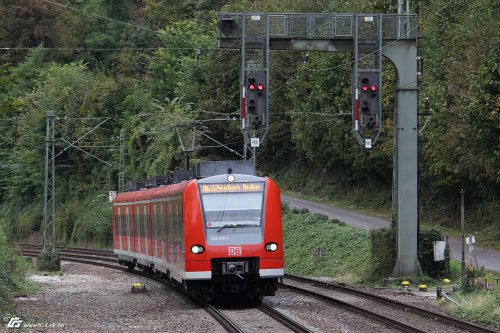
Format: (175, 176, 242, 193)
(358, 73, 380, 130)
(251, 113, 262, 130)
(246, 71, 266, 130)
(219, 18, 236, 37)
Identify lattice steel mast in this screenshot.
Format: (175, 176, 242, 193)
(43, 111, 56, 253)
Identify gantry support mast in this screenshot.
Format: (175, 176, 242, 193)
(218, 13, 420, 276)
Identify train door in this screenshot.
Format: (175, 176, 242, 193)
(167, 201, 173, 265)
(172, 201, 177, 276)
(178, 201, 185, 272)
(153, 205, 157, 259)
(160, 203, 166, 262)
(136, 206, 141, 255)
(117, 207, 122, 250)
(176, 201, 182, 279)
(143, 205, 149, 257)
(126, 207, 131, 254)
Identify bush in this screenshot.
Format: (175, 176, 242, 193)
(370, 227, 396, 278)
(460, 266, 486, 294)
(0, 228, 31, 313)
(369, 227, 452, 279)
(418, 228, 449, 278)
(36, 248, 61, 272)
(70, 193, 112, 246)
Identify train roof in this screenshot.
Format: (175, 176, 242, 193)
(197, 174, 265, 184)
(113, 173, 268, 204)
(113, 179, 193, 203)
(113, 160, 264, 204)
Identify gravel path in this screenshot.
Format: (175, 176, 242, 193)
(8, 261, 498, 332)
(12, 262, 225, 333)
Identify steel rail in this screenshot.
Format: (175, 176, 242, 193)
(22, 250, 126, 271)
(21, 250, 117, 263)
(203, 304, 245, 333)
(282, 282, 428, 333)
(285, 274, 497, 333)
(257, 303, 312, 333)
(17, 243, 114, 254)
(20, 249, 246, 333)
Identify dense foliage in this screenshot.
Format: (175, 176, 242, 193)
(0, 0, 498, 248)
(0, 229, 31, 313)
(282, 204, 372, 281)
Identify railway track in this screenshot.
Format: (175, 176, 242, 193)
(17, 244, 496, 333)
(16, 245, 311, 333)
(282, 274, 497, 333)
(205, 302, 311, 333)
(16, 244, 119, 268)
(17, 243, 115, 255)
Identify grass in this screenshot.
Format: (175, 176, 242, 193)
(283, 190, 500, 251)
(443, 288, 500, 326)
(282, 204, 500, 325)
(282, 204, 373, 283)
(0, 248, 37, 316)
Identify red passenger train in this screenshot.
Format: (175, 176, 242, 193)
(112, 171, 284, 301)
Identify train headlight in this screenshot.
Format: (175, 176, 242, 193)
(265, 242, 279, 252)
(190, 245, 205, 254)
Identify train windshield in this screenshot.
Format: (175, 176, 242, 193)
(200, 183, 264, 228)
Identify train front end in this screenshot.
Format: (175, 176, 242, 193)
(183, 174, 284, 301)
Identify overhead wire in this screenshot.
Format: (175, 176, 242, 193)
(5, 1, 461, 161)
(269, 0, 462, 96)
(41, 0, 155, 33)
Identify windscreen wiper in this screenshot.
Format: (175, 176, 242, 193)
(216, 224, 259, 232)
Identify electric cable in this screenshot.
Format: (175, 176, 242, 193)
(269, 0, 462, 95)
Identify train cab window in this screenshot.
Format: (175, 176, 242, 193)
(200, 183, 264, 228)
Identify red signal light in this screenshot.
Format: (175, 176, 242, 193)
(371, 85, 377, 91)
(362, 85, 369, 91)
(257, 84, 264, 91)
(249, 84, 255, 91)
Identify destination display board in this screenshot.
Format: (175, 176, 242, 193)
(200, 182, 263, 193)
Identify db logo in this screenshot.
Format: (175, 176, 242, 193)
(228, 246, 242, 256)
